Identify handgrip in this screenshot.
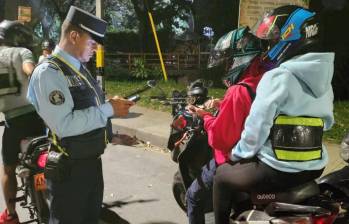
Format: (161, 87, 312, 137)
(127, 95, 141, 102)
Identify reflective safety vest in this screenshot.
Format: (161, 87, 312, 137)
(270, 115, 324, 162)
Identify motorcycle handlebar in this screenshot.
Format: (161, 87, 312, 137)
(124, 80, 156, 99)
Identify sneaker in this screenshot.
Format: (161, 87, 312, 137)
(0, 209, 19, 224)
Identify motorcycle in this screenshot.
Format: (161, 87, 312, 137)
(166, 79, 213, 212)
(165, 80, 340, 223)
(317, 132, 349, 224)
(0, 119, 50, 224)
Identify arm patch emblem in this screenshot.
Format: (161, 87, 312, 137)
(49, 90, 65, 105)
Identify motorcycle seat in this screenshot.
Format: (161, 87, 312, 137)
(251, 181, 320, 205)
(20, 135, 50, 155)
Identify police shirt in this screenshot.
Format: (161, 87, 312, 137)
(27, 46, 113, 138)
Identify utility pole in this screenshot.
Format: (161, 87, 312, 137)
(144, 0, 168, 81)
(96, 0, 105, 93)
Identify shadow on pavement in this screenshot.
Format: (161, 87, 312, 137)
(102, 198, 159, 209)
(124, 112, 143, 119)
(99, 207, 130, 224)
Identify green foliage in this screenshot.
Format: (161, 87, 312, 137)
(129, 58, 164, 79)
(324, 101, 349, 143)
(131, 58, 150, 79)
(105, 66, 132, 81)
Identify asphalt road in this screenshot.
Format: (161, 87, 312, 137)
(0, 126, 187, 224)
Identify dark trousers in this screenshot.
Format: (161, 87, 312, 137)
(47, 158, 103, 224)
(213, 159, 324, 224)
(186, 158, 217, 224)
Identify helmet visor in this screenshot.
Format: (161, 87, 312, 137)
(251, 12, 284, 40)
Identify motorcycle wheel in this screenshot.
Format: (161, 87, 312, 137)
(29, 180, 50, 224)
(172, 171, 187, 212)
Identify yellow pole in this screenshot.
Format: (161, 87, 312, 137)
(147, 10, 168, 81)
(96, 45, 105, 92)
(96, 0, 105, 92)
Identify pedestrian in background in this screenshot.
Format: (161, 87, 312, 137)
(0, 20, 46, 224)
(38, 39, 55, 63)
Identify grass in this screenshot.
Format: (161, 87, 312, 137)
(106, 79, 348, 144)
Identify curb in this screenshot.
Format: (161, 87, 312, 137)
(110, 105, 172, 149)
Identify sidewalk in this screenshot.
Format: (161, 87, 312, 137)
(110, 105, 173, 149)
(111, 105, 345, 175)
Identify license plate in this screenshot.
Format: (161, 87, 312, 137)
(34, 173, 47, 191)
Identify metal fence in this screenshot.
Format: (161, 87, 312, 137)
(105, 52, 210, 73)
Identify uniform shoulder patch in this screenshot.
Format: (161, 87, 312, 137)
(49, 90, 65, 105)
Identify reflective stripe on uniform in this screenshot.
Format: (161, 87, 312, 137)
(274, 148, 322, 161)
(275, 115, 323, 127)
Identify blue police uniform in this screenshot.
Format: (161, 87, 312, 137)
(28, 47, 113, 223)
(28, 46, 112, 224)
(27, 6, 111, 223)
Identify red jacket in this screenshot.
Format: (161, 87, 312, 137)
(203, 58, 266, 165)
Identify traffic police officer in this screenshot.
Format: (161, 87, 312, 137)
(27, 6, 134, 224)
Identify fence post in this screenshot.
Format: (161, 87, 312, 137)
(128, 53, 131, 71)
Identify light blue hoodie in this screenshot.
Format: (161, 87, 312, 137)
(231, 52, 335, 172)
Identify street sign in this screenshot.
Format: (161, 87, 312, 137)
(18, 6, 31, 23)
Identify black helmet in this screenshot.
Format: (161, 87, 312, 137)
(186, 79, 209, 105)
(41, 39, 55, 51)
(208, 26, 263, 87)
(0, 20, 33, 48)
(251, 5, 321, 67)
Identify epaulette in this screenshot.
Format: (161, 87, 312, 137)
(47, 63, 59, 71)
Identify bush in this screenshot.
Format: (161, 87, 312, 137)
(131, 58, 150, 79)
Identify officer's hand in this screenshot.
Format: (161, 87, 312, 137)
(109, 96, 134, 117)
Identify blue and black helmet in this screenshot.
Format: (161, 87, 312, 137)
(252, 5, 321, 66)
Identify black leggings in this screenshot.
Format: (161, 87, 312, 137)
(213, 159, 323, 224)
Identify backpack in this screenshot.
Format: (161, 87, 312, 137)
(0, 50, 19, 96)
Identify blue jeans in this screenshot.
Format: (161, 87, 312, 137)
(186, 158, 217, 224)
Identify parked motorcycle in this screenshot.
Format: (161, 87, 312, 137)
(165, 81, 340, 223)
(317, 132, 349, 224)
(0, 119, 50, 224)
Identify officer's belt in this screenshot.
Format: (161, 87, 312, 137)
(271, 115, 324, 162)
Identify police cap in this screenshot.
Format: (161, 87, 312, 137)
(64, 6, 107, 44)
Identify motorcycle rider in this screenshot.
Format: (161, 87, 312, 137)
(213, 5, 335, 224)
(0, 20, 46, 224)
(186, 26, 267, 224)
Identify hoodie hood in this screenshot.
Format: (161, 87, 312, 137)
(280, 53, 334, 98)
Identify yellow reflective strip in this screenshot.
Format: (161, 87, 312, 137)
(274, 149, 322, 161)
(275, 116, 323, 127)
(51, 132, 69, 156)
